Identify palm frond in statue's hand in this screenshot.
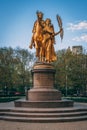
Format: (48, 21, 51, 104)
(56, 14, 64, 41)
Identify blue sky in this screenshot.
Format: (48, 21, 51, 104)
(0, 0, 87, 52)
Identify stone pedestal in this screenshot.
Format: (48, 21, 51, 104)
(15, 62, 73, 108)
(28, 63, 61, 101)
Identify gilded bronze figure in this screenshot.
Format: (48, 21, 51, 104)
(29, 11, 63, 63)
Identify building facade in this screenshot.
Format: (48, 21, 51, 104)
(72, 46, 83, 54)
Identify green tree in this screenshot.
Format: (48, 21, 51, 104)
(54, 48, 87, 96)
(0, 47, 34, 94)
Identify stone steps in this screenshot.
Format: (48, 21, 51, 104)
(0, 107, 87, 122)
(0, 115, 87, 123)
(0, 107, 87, 113)
(1, 111, 87, 118)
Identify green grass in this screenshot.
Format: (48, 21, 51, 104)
(0, 96, 24, 103)
(63, 97, 87, 103)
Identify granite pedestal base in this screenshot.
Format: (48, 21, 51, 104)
(15, 100, 73, 108)
(15, 62, 73, 108)
(28, 88, 61, 101)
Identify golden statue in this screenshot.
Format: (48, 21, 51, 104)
(29, 11, 63, 63)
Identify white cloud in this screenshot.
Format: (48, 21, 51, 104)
(67, 21, 87, 31)
(72, 34, 87, 42)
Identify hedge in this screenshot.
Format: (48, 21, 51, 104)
(63, 97, 87, 103)
(0, 96, 23, 103)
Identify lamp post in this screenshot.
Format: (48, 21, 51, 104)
(65, 65, 68, 97)
(25, 86, 28, 100)
(65, 74, 68, 97)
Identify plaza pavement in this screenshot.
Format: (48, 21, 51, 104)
(0, 101, 87, 130)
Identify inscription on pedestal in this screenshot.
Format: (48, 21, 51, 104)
(34, 73, 54, 88)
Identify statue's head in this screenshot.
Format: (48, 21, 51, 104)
(45, 18, 51, 24)
(36, 11, 43, 19)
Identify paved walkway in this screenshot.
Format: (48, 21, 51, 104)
(0, 120, 87, 130)
(0, 101, 87, 130)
